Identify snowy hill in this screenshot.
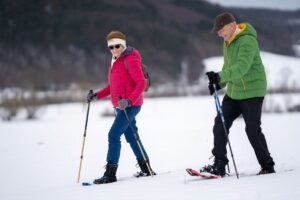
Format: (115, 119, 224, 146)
(1, 96, 300, 199)
(202, 51, 300, 92)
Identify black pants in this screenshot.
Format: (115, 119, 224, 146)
(212, 95, 274, 167)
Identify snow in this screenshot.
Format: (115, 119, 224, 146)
(202, 51, 300, 91)
(1, 95, 300, 200)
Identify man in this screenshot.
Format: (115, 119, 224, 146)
(87, 31, 155, 184)
(202, 12, 275, 176)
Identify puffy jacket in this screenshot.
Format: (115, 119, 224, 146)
(219, 23, 267, 100)
(95, 46, 146, 107)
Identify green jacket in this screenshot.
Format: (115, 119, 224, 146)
(218, 23, 267, 100)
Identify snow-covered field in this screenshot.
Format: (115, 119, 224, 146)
(1, 95, 300, 200)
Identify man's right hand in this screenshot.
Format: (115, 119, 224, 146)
(206, 71, 220, 85)
(87, 91, 97, 103)
(208, 84, 221, 95)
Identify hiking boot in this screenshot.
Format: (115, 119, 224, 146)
(257, 167, 275, 175)
(199, 158, 227, 177)
(257, 158, 275, 175)
(93, 164, 118, 184)
(134, 160, 156, 177)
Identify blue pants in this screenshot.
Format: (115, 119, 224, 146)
(106, 106, 149, 164)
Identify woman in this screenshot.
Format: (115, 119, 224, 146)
(87, 31, 155, 184)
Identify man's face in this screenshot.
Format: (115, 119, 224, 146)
(217, 23, 235, 42)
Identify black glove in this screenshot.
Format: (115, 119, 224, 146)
(87, 91, 97, 103)
(208, 83, 221, 95)
(206, 71, 220, 85)
(118, 99, 131, 110)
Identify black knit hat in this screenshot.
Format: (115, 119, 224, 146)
(212, 12, 235, 33)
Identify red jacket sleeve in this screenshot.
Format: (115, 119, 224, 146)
(95, 84, 110, 99)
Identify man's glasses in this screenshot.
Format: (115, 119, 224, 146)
(108, 44, 121, 50)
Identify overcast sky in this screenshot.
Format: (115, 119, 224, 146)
(206, 0, 300, 10)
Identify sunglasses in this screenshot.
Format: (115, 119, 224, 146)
(108, 44, 121, 50)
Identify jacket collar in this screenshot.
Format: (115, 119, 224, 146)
(108, 46, 133, 62)
(121, 46, 133, 57)
(225, 23, 247, 46)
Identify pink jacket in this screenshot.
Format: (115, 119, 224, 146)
(95, 47, 146, 107)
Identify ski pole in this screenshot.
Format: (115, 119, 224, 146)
(213, 84, 239, 179)
(118, 97, 154, 177)
(77, 90, 93, 183)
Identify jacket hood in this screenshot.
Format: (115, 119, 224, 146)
(226, 23, 257, 46)
(235, 23, 257, 40)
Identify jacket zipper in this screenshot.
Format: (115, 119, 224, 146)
(241, 77, 246, 91)
(123, 58, 127, 99)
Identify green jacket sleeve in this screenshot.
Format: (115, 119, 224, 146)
(219, 36, 256, 83)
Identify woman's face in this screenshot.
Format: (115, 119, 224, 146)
(109, 44, 124, 58)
